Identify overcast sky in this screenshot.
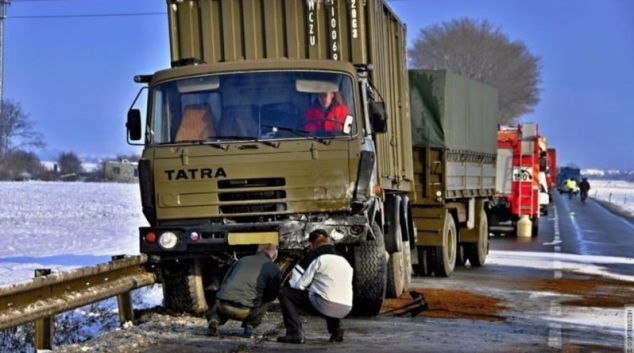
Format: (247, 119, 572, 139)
(5, 0, 634, 169)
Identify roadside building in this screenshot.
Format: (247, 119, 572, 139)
(104, 160, 138, 182)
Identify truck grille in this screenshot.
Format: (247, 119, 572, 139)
(218, 178, 285, 189)
(218, 178, 287, 215)
(218, 190, 286, 202)
(220, 203, 287, 214)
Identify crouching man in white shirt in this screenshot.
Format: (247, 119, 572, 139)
(277, 229, 354, 344)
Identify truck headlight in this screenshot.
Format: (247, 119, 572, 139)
(158, 231, 178, 250)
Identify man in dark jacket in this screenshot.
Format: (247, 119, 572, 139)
(277, 229, 354, 344)
(579, 178, 591, 202)
(207, 244, 281, 337)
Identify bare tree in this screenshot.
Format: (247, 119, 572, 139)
(0, 150, 46, 180)
(408, 18, 542, 124)
(57, 152, 84, 178)
(0, 99, 45, 158)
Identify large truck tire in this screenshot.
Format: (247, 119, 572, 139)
(412, 246, 431, 277)
(431, 213, 457, 277)
(401, 196, 417, 249)
(386, 251, 404, 298)
(384, 195, 403, 254)
(161, 258, 208, 316)
(456, 244, 467, 267)
(351, 221, 387, 317)
(402, 241, 412, 290)
(386, 229, 405, 298)
(466, 209, 489, 267)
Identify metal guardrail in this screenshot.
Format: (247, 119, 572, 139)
(0, 255, 157, 350)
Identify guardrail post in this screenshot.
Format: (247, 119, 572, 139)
(112, 255, 135, 326)
(34, 268, 53, 351)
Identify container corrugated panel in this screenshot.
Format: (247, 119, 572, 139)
(168, 0, 413, 191)
(409, 70, 498, 155)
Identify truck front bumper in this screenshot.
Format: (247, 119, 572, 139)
(139, 214, 371, 254)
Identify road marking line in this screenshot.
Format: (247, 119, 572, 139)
(549, 204, 563, 349)
(592, 199, 634, 231)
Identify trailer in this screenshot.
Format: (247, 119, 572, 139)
(408, 70, 498, 277)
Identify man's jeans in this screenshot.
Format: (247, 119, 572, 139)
(207, 299, 268, 328)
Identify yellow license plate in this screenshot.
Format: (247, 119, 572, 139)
(228, 232, 279, 245)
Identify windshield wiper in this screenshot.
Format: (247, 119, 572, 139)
(209, 136, 280, 149)
(261, 125, 330, 146)
(155, 140, 228, 150)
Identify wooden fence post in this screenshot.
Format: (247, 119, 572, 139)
(34, 269, 53, 351)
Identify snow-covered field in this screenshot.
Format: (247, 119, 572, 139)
(590, 179, 634, 216)
(0, 182, 148, 285)
(1, 180, 633, 351)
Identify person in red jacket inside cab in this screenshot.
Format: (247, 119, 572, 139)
(304, 91, 348, 133)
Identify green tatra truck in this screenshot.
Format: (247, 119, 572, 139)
(126, 0, 498, 317)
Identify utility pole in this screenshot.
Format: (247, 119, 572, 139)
(0, 0, 10, 113)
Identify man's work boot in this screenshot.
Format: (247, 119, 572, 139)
(207, 319, 219, 337)
(277, 331, 306, 344)
(243, 325, 254, 338)
(329, 328, 345, 343)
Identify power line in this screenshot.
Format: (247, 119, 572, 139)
(10, 12, 164, 18)
(8, 0, 415, 19)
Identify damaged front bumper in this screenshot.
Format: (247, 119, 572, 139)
(139, 213, 371, 254)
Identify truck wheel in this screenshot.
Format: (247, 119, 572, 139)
(386, 250, 404, 298)
(466, 209, 489, 267)
(351, 221, 387, 316)
(412, 246, 430, 277)
(161, 258, 208, 315)
(401, 196, 417, 249)
(384, 195, 403, 254)
(432, 213, 457, 277)
(531, 218, 539, 237)
(403, 241, 412, 290)
(456, 244, 467, 267)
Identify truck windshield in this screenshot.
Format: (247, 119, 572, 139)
(149, 71, 357, 145)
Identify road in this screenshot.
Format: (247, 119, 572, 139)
(56, 192, 634, 353)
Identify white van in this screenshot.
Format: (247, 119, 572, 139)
(538, 172, 549, 216)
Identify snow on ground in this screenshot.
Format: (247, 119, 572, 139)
(488, 251, 634, 282)
(590, 180, 634, 216)
(0, 181, 147, 285)
(1, 180, 634, 351)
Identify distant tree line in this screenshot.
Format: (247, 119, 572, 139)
(0, 99, 139, 182)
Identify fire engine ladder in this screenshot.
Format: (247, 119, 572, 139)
(519, 124, 538, 217)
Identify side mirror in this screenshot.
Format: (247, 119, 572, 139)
(127, 109, 142, 141)
(342, 115, 354, 135)
(370, 101, 388, 134)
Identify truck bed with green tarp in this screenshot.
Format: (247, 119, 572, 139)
(408, 70, 498, 204)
